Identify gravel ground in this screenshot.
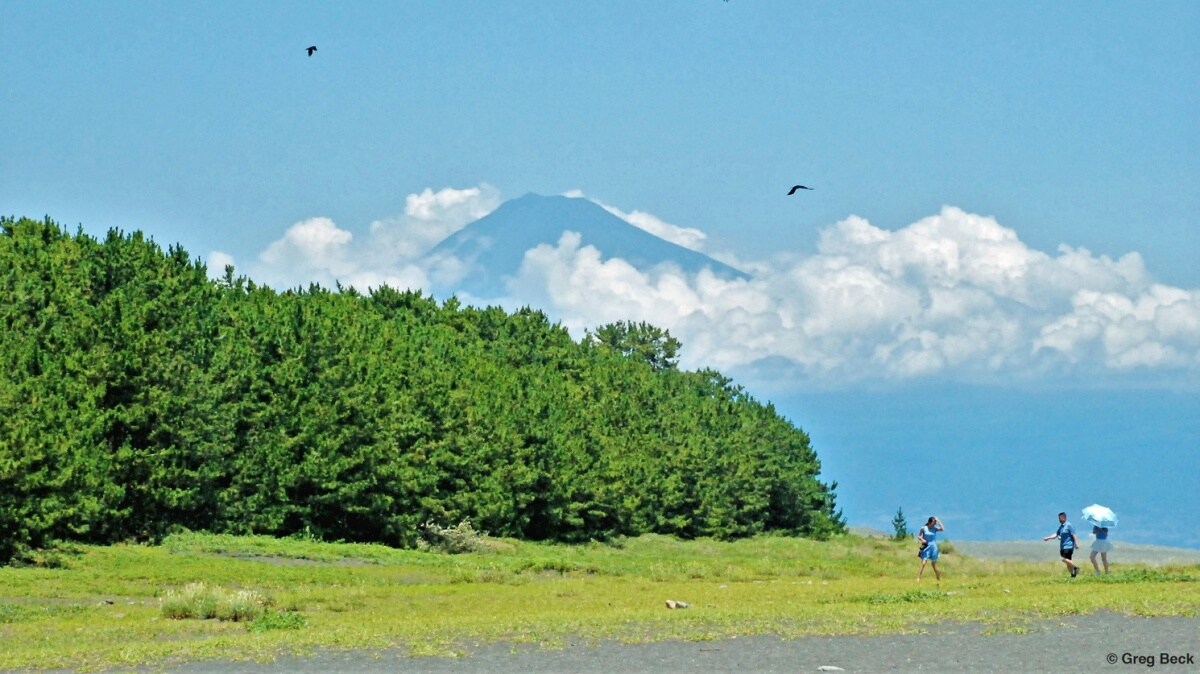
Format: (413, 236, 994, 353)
(147, 613, 1199, 673)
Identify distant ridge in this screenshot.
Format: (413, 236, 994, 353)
(424, 193, 749, 300)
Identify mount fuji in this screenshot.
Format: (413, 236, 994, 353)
(422, 193, 748, 301)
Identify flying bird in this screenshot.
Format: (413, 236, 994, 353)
(787, 185, 813, 195)
(306, 45, 318, 57)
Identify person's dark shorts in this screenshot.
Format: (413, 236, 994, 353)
(1061, 548, 1074, 560)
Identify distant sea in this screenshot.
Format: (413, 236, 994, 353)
(772, 384, 1199, 550)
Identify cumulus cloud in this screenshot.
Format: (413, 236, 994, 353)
(370, 185, 502, 259)
(206, 250, 236, 280)
(1034, 285, 1200, 370)
(242, 185, 500, 291)
(500, 206, 1199, 388)
(261, 217, 352, 267)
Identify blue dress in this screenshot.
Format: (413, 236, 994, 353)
(919, 526, 941, 561)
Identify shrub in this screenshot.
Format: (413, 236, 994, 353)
(161, 583, 270, 621)
(161, 583, 221, 620)
(417, 519, 487, 554)
(215, 589, 268, 622)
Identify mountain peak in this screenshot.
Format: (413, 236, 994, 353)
(423, 194, 747, 301)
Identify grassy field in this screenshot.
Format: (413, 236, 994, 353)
(1, 532, 1197, 671)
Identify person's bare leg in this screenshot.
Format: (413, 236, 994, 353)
(932, 561, 941, 583)
(1090, 551, 1100, 574)
(917, 559, 926, 582)
(1101, 552, 1109, 573)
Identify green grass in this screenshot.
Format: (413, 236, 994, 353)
(1, 532, 1196, 671)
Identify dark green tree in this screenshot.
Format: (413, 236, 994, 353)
(892, 507, 909, 540)
(586, 320, 681, 371)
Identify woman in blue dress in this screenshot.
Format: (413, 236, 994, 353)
(917, 516, 944, 583)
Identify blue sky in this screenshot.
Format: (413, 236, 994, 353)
(3, 2, 1198, 546)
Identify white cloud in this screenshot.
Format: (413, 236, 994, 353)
(245, 185, 499, 292)
(206, 250, 236, 279)
(260, 217, 352, 265)
(404, 185, 496, 222)
(1034, 285, 1200, 370)
(499, 205, 1199, 388)
(368, 184, 502, 260)
(252, 217, 357, 288)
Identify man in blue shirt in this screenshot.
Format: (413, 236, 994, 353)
(1043, 511, 1081, 577)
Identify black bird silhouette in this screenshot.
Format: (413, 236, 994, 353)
(306, 45, 318, 57)
(787, 185, 813, 195)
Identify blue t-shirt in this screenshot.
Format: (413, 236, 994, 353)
(1093, 526, 1108, 540)
(1057, 522, 1076, 550)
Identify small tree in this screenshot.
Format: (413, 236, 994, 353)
(891, 507, 909, 540)
(417, 519, 487, 554)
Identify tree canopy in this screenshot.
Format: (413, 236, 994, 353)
(0, 216, 843, 563)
